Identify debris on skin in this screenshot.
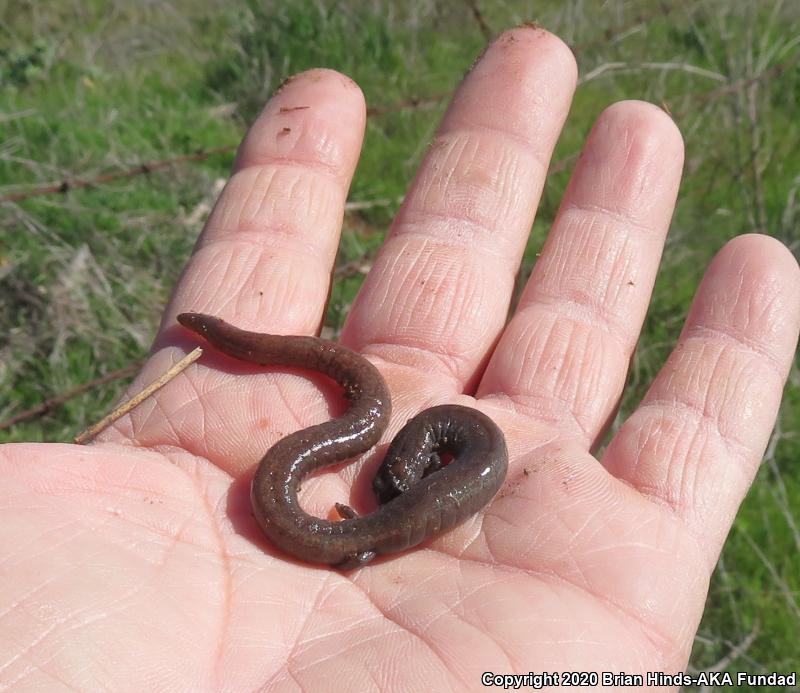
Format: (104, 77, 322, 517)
(273, 74, 297, 95)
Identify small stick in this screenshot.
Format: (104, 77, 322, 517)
(74, 347, 203, 444)
(0, 361, 143, 431)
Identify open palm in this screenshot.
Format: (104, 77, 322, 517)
(2, 28, 798, 691)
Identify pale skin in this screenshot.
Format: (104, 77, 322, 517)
(1, 27, 798, 691)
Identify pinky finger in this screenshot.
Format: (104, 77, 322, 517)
(603, 234, 800, 566)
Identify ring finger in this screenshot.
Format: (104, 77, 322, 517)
(478, 100, 684, 450)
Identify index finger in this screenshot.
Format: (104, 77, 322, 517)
(164, 69, 366, 336)
(103, 70, 367, 448)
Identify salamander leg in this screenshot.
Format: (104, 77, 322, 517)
(336, 550, 377, 570)
(335, 502, 358, 519)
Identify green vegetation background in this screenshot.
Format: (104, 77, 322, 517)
(1, 1, 798, 685)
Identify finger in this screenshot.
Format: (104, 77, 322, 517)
(165, 68, 365, 335)
(478, 101, 684, 448)
(603, 234, 800, 564)
(102, 70, 366, 450)
(342, 27, 577, 392)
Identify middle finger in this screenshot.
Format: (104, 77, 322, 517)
(342, 27, 577, 392)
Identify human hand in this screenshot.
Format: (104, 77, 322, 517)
(2, 27, 798, 690)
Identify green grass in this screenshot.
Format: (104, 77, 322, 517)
(1, 0, 798, 684)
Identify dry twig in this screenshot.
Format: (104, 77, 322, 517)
(73, 347, 202, 444)
(0, 361, 143, 431)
